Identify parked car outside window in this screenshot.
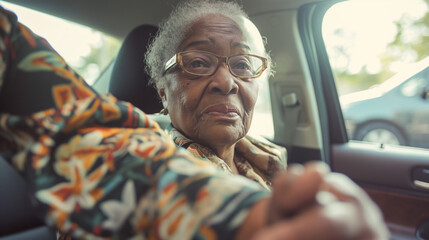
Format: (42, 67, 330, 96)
(323, 0, 429, 149)
(340, 58, 429, 148)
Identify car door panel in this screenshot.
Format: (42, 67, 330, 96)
(331, 142, 429, 239)
(365, 188, 429, 239)
(331, 142, 429, 192)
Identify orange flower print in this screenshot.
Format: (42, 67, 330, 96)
(36, 157, 107, 213)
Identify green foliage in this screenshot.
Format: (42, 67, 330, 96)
(332, 0, 429, 95)
(74, 34, 121, 84)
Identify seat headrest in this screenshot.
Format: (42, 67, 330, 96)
(109, 24, 163, 114)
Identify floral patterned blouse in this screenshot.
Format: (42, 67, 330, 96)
(0, 6, 270, 240)
(168, 127, 287, 190)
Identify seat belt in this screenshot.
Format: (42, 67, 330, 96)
(282, 92, 301, 148)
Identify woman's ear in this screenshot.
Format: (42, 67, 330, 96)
(158, 88, 167, 106)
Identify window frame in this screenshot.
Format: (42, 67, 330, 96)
(299, 2, 429, 237)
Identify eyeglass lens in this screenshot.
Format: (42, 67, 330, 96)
(181, 52, 264, 77)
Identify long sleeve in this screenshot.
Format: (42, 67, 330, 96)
(0, 6, 269, 240)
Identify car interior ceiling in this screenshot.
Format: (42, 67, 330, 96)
(2, 0, 321, 40)
(2, 0, 179, 40)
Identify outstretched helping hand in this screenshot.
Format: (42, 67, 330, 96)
(237, 162, 389, 240)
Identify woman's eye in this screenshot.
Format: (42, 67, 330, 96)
(232, 60, 251, 70)
(188, 59, 210, 69)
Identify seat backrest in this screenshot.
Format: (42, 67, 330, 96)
(0, 156, 56, 240)
(109, 24, 163, 114)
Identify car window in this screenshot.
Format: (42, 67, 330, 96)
(248, 77, 274, 139)
(322, 0, 429, 149)
(1, 2, 121, 85)
(400, 70, 427, 97)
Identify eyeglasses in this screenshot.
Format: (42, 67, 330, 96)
(163, 50, 268, 79)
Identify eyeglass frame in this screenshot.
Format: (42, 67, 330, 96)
(162, 50, 268, 79)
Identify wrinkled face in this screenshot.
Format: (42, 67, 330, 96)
(160, 14, 266, 150)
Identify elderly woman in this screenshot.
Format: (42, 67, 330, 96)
(0, 2, 388, 240)
(146, 0, 285, 189)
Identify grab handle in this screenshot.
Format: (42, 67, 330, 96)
(412, 167, 429, 190)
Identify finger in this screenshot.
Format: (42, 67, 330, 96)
(268, 161, 330, 223)
(321, 173, 365, 201)
(321, 173, 390, 240)
(253, 201, 363, 240)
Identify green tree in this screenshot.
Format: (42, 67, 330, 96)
(330, 0, 429, 95)
(388, 0, 429, 61)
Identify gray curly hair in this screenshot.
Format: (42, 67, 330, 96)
(145, 0, 270, 90)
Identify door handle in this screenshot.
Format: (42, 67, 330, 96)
(417, 219, 429, 240)
(412, 167, 429, 190)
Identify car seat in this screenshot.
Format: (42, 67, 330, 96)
(109, 24, 164, 114)
(0, 156, 56, 240)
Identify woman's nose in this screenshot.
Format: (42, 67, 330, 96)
(208, 65, 239, 95)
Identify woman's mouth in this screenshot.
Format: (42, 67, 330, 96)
(202, 104, 241, 121)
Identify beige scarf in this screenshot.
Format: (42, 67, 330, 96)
(168, 126, 287, 189)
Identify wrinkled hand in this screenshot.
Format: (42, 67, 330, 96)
(237, 162, 389, 240)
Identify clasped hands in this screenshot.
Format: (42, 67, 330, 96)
(237, 162, 389, 240)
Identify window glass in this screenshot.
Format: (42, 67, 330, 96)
(249, 76, 274, 139)
(322, 0, 429, 148)
(248, 77, 274, 139)
(400, 73, 427, 97)
(1, 2, 121, 85)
